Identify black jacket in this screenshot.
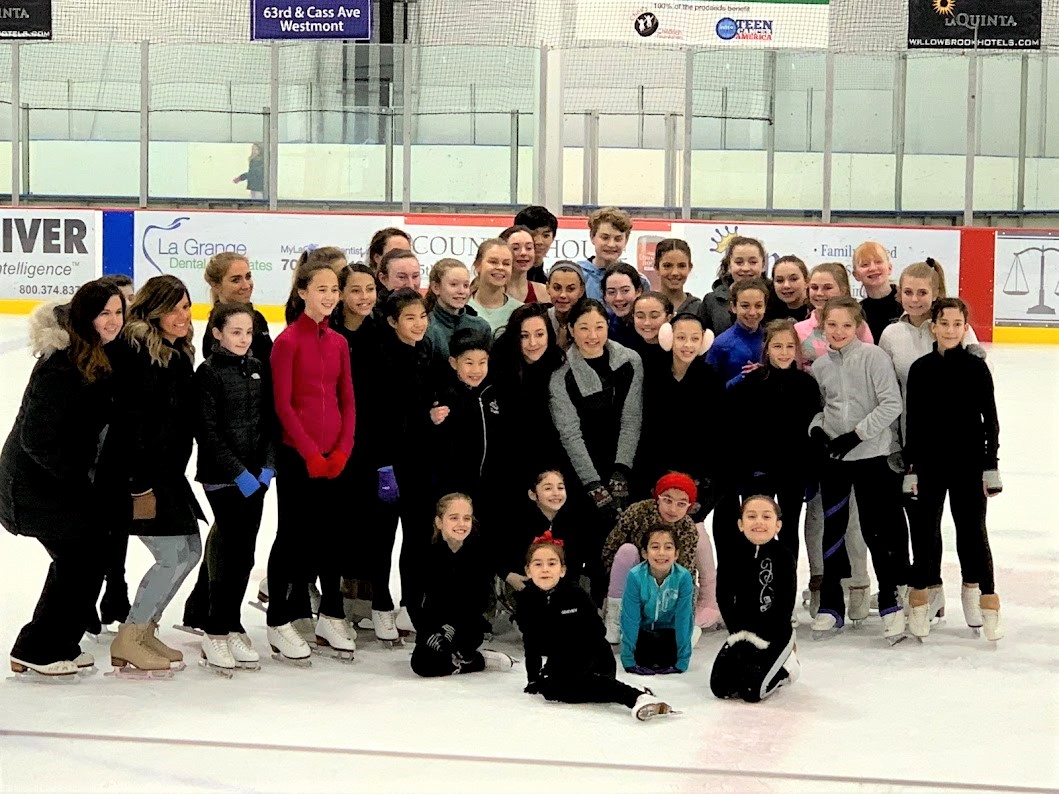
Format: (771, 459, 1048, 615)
(515, 578, 614, 683)
(331, 311, 386, 468)
(407, 535, 492, 647)
(636, 355, 727, 511)
(698, 277, 787, 335)
(0, 306, 120, 540)
(860, 285, 902, 344)
(193, 349, 276, 485)
(377, 334, 443, 474)
(114, 327, 205, 536)
(492, 352, 565, 492)
(904, 343, 999, 473)
(717, 536, 796, 646)
(726, 364, 821, 484)
(432, 375, 507, 500)
(200, 307, 273, 371)
(492, 502, 577, 580)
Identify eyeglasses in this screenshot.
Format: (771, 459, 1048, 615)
(658, 495, 690, 510)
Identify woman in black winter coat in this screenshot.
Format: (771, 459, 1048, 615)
(408, 494, 513, 676)
(116, 275, 206, 669)
(0, 281, 125, 676)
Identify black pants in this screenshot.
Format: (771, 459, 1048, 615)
(12, 536, 104, 665)
(710, 631, 795, 703)
(372, 462, 432, 613)
(910, 469, 995, 594)
(535, 651, 643, 708)
(200, 487, 266, 635)
(634, 627, 677, 670)
(410, 629, 486, 677)
(742, 473, 806, 564)
(711, 492, 742, 569)
(266, 445, 345, 627)
(819, 456, 908, 618)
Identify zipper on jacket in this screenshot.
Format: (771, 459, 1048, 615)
(477, 387, 488, 476)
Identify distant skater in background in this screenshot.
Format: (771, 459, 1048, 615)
(233, 143, 265, 200)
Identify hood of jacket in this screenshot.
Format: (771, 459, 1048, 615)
(566, 339, 639, 397)
(29, 301, 70, 359)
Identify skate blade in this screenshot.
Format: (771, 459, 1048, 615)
(886, 634, 908, 647)
(233, 661, 262, 671)
(76, 664, 98, 676)
(269, 650, 312, 667)
(172, 624, 204, 636)
(105, 665, 175, 680)
(167, 661, 188, 673)
(247, 600, 267, 614)
(636, 703, 677, 721)
(198, 658, 235, 678)
(312, 643, 355, 663)
(10, 660, 80, 681)
(970, 626, 982, 637)
(811, 628, 842, 641)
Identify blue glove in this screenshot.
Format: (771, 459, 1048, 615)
(258, 467, 275, 488)
(235, 469, 262, 498)
(624, 665, 657, 676)
(377, 466, 399, 504)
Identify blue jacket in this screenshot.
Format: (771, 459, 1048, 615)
(579, 258, 651, 302)
(620, 561, 695, 672)
(706, 322, 764, 387)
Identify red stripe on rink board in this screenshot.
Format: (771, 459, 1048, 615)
(0, 728, 1054, 793)
(959, 228, 996, 343)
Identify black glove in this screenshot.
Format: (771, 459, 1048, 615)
(425, 623, 456, 653)
(523, 679, 542, 695)
(828, 431, 861, 460)
(608, 469, 630, 512)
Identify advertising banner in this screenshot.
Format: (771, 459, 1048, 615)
(908, 0, 1041, 50)
(133, 211, 401, 307)
(993, 230, 1059, 329)
(581, 0, 830, 50)
(0, 0, 51, 40)
(251, 0, 371, 40)
(0, 210, 99, 302)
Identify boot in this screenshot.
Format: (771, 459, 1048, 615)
(632, 691, 674, 721)
(395, 606, 415, 633)
(981, 593, 1003, 641)
(882, 609, 907, 645)
(110, 624, 172, 674)
(962, 584, 984, 629)
(266, 623, 311, 661)
(201, 635, 236, 672)
(292, 617, 317, 646)
(907, 588, 931, 638)
(481, 649, 514, 671)
(142, 621, 186, 670)
(807, 574, 823, 618)
(371, 609, 399, 642)
(847, 585, 870, 622)
(604, 597, 622, 645)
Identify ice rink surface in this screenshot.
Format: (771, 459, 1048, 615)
(0, 315, 1056, 794)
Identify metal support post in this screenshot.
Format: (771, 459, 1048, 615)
(821, 50, 835, 224)
(1017, 53, 1029, 212)
(681, 49, 693, 219)
(401, 43, 413, 213)
(509, 110, 519, 205)
(140, 40, 149, 207)
(964, 51, 977, 226)
(268, 41, 280, 210)
(11, 42, 20, 206)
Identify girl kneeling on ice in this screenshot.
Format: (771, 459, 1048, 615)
(516, 532, 675, 721)
(408, 494, 514, 676)
(620, 526, 695, 675)
(710, 496, 799, 703)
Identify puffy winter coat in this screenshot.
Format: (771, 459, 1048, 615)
(0, 304, 120, 540)
(115, 320, 205, 536)
(193, 348, 276, 486)
(200, 306, 273, 369)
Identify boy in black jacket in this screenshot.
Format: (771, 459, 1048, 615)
(516, 532, 674, 721)
(430, 328, 508, 527)
(193, 303, 276, 672)
(710, 495, 799, 703)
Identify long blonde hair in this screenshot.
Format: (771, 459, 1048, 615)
(123, 275, 194, 367)
(204, 252, 250, 304)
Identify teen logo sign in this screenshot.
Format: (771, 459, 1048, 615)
(908, 0, 1041, 50)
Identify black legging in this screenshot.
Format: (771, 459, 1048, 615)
(371, 460, 432, 614)
(819, 456, 908, 618)
(909, 468, 995, 594)
(534, 652, 642, 708)
(265, 445, 345, 627)
(203, 487, 266, 635)
(410, 627, 486, 677)
(13, 536, 103, 665)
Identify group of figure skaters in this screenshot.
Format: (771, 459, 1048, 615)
(0, 204, 1003, 721)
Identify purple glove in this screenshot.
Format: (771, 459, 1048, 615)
(377, 466, 399, 504)
(653, 666, 682, 675)
(624, 665, 657, 676)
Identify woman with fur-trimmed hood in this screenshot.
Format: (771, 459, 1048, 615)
(0, 281, 126, 676)
(110, 275, 206, 675)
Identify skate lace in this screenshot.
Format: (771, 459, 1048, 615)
(229, 634, 252, 654)
(377, 611, 395, 630)
(325, 616, 353, 640)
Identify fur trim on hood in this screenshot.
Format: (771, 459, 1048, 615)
(28, 301, 70, 359)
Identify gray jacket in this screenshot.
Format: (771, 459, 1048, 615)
(810, 338, 902, 461)
(549, 341, 643, 485)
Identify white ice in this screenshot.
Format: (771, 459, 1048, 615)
(0, 315, 1056, 794)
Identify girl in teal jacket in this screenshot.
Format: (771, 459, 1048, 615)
(619, 526, 695, 674)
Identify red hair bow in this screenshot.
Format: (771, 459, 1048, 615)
(532, 530, 564, 548)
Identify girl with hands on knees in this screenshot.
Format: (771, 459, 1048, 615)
(408, 494, 514, 677)
(516, 532, 676, 721)
(620, 526, 695, 676)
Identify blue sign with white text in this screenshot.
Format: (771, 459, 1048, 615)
(251, 0, 371, 40)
